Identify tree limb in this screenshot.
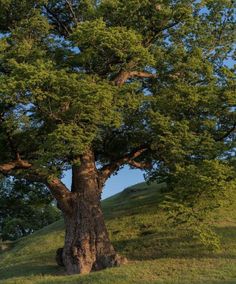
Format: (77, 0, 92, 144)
(0, 159, 32, 174)
(65, 0, 78, 25)
(144, 21, 180, 47)
(46, 178, 74, 213)
(99, 146, 150, 184)
(215, 122, 236, 141)
(128, 160, 151, 169)
(0, 159, 73, 214)
(114, 70, 157, 86)
(43, 5, 71, 36)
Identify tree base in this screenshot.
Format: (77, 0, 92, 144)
(56, 247, 127, 274)
(92, 253, 127, 271)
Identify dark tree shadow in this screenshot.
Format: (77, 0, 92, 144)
(113, 226, 236, 261)
(0, 226, 235, 281)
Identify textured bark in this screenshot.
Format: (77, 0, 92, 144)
(0, 153, 125, 275)
(114, 70, 157, 86)
(61, 151, 124, 274)
(0, 159, 32, 174)
(99, 146, 150, 184)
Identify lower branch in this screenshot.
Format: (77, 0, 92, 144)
(0, 159, 73, 214)
(46, 178, 74, 214)
(0, 159, 32, 174)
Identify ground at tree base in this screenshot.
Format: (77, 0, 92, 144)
(0, 182, 236, 284)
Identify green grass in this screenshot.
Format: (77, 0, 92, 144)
(0, 182, 236, 284)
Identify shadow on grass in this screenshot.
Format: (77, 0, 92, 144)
(0, 263, 61, 281)
(113, 226, 236, 261)
(0, 250, 64, 281)
(0, 226, 235, 281)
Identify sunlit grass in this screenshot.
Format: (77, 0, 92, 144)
(0, 182, 236, 284)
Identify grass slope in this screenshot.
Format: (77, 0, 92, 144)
(0, 182, 236, 284)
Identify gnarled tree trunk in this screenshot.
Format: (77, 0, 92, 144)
(59, 151, 123, 274)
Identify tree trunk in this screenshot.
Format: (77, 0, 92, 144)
(60, 151, 124, 274)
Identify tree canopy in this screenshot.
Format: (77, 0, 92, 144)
(0, 0, 235, 200)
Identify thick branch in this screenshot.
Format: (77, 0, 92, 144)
(114, 70, 157, 86)
(99, 146, 150, 183)
(46, 178, 74, 213)
(0, 159, 73, 214)
(0, 159, 32, 174)
(128, 160, 151, 169)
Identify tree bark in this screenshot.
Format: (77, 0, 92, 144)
(60, 150, 124, 274)
(0, 154, 125, 275)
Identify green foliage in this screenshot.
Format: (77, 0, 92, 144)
(0, 178, 61, 241)
(162, 160, 236, 249)
(99, 0, 193, 40)
(71, 18, 154, 73)
(0, 1, 40, 32)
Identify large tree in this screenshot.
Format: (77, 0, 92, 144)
(0, 0, 235, 275)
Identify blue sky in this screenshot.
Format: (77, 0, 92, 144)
(102, 167, 145, 199)
(62, 167, 145, 199)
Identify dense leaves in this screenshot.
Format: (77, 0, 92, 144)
(71, 18, 155, 74)
(161, 160, 236, 248)
(0, 178, 60, 240)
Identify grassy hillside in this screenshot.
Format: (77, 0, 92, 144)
(0, 182, 236, 284)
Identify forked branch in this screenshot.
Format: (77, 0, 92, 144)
(99, 146, 151, 184)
